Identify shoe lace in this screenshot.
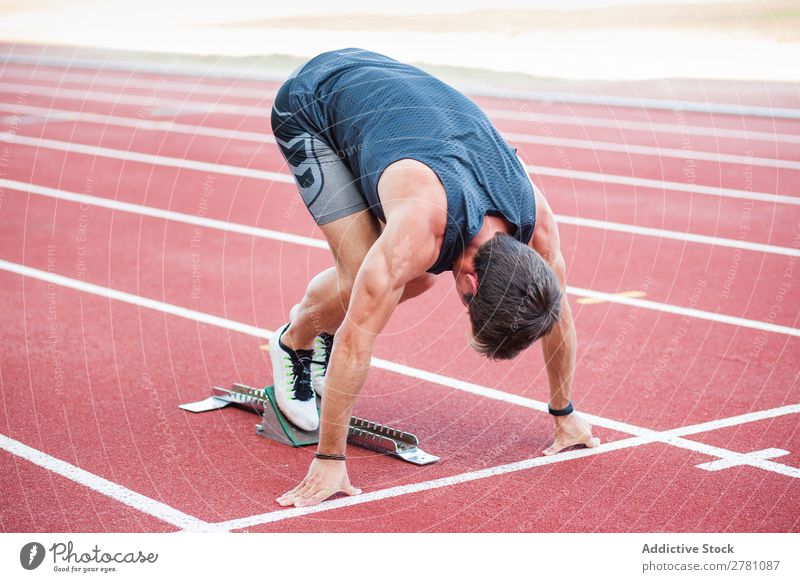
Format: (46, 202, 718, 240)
(284, 351, 314, 401)
(311, 333, 334, 375)
(318, 333, 334, 370)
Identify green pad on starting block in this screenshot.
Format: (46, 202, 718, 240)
(256, 385, 321, 447)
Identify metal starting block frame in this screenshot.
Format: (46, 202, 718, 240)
(179, 383, 439, 465)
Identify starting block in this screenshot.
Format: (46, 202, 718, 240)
(179, 383, 439, 465)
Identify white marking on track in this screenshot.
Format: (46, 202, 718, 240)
(0, 66, 277, 100)
(3, 178, 799, 334)
(2, 81, 798, 171)
(5, 66, 800, 144)
(214, 406, 800, 530)
(6, 173, 797, 258)
(1, 120, 797, 210)
(0, 102, 273, 143)
(0, 132, 294, 183)
(696, 448, 792, 472)
(1, 259, 797, 531)
(4, 52, 800, 120)
(0, 433, 213, 531)
(507, 133, 800, 171)
(0, 82, 263, 116)
(526, 164, 800, 206)
(487, 108, 800, 146)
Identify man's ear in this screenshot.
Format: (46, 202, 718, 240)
(466, 273, 478, 296)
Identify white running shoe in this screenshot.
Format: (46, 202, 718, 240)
(288, 303, 332, 397)
(269, 322, 319, 431)
(311, 332, 333, 396)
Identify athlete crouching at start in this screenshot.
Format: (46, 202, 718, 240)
(268, 48, 599, 507)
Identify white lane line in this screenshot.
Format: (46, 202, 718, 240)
(214, 434, 656, 530)
(471, 85, 800, 121)
(2, 116, 797, 257)
(487, 108, 800, 146)
(6, 174, 798, 258)
(507, 133, 800, 171)
(4, 52, 800, 120)
(0, 66, 277, 100)
(2, 258, 797, 531)
(1, 124, 796, 211)
(672, 439, 800, 478)
(0, 179, 327, 250)
(662, 403, 800, 438)
(0, 257, 642, 437)
(3, 81, 798, 171)
(0, 102, 273, 143)
(568, 287, 800, 338)
(0, 132, 293, 183)
(696, 448, 791, 472)
(555, 215, 800, 258)
(0, 82, 260, 116)
(0, 257, 795, 449)
(0, 433, 212, 531)
(3, 68, 799, 146)
(1, 258, 793, 441)
(3, 178, 799, 336)
(527, 164, 799, 206)
(212, 404, 800, 530)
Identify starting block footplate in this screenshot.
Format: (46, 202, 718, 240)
(179, 383, 439, 465)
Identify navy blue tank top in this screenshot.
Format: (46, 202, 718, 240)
(286, 48, 536, 274)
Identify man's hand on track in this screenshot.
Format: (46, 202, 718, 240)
(543, 412, 601, 455)
(276, 458, 362, 507)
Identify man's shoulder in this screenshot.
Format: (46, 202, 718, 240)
(378, 159, 448, 231)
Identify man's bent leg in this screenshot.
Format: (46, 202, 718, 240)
(283, 208, 382, 351)
(270, 74, 376, 426)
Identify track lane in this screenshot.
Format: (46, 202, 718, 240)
(2, 119, 798, 250)
(2, 193, 797, 433)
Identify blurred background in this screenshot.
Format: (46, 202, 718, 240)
(0, 0, 798, 84)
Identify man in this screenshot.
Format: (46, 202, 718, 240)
(269, 48, 598, 508)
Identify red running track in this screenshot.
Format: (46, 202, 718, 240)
(0, 45, 798, 532)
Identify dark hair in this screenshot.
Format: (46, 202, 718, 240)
(465, 233, 562, 360)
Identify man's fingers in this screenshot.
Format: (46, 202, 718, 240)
(542, 435, 601, 456)
(294, 483, 363, 507)
(295, 488, 335, 508)
(542, 441, 564, 456)
(343, 485, 363, 497)
(276, 479, 310, 504)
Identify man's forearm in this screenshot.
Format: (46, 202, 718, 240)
(317, 334, 373, 454)
(541, 298, 577, 410)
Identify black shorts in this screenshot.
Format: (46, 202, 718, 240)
(271, 74, 369, 225)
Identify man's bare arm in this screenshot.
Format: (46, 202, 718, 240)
(277, 207, 440, 507)
(528, 179, 599, 455)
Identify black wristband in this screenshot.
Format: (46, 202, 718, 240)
(548, 401, 574, 416)
(314, 452, 346, 461)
